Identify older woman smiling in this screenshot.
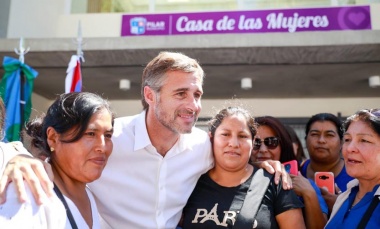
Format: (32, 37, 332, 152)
(326, 109, 380, 229)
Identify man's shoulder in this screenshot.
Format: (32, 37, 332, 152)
(114, 113, 143, 129)
(191, 126, 208, 134)
(188, 127, 209, 139)
(181, 127, 210, 150)
(115, 113, 139, 124)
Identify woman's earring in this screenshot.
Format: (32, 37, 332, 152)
(50, 147, 54, 152)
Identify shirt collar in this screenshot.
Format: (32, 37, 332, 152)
(133, 110, 194, 154)
(134, 110, 151, 151)
(347, 179, 359, 189)
(346, 179, 380, 196)
(176, 132, 193, 153)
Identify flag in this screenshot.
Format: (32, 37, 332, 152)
(65, 55, 82, 93)
(0, 56, 38, 142)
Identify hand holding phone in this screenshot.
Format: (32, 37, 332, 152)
(314, 172, 335, 194)
(282, 160, 298, 176)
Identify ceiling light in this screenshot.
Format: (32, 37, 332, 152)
(241, 78, 252, 90)
(369, 75, 380, 88)
(119, 79, 131, 91)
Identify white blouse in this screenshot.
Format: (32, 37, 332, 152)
(63, 188, 100, 229)
(0, 181, 100, 229)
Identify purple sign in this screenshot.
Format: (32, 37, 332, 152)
(121, 6, 371, 36)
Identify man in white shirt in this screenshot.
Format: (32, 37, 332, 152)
(0, 52, 289, 228)
(90, 52, 213, 228)
(1, 52, 212, 228)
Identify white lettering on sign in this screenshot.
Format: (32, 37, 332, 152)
(266, 12, 329, 32)
(176, 16, 214, 32)
(216, 16, 235, 31)
(238, 15, 263, 30)
(146, 21, 165, 30)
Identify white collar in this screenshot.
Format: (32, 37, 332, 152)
(133, 110, 193, 155)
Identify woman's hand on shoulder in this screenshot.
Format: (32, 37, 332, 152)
(0, 155, 54, 205)
(253, 160, 292, 190)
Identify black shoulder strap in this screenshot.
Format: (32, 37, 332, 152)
(357, 195, 380, 229)
(53, 183, 79, 229)
(232, 168, 273, 229)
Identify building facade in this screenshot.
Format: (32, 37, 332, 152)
(0, 0, 379, 139)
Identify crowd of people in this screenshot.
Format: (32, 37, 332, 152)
(0, 51, 379, 228)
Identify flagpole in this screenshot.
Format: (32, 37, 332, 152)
(76, 21, 85, 63)
(14, 37, 29, 131)
(65, 21, 85, 93)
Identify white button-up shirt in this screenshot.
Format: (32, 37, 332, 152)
(89, 111, 213, 229)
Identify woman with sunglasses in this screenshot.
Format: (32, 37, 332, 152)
(251, 116, 328, 229)
(326, 109, 380, 228)
(181, 107, 304, 229)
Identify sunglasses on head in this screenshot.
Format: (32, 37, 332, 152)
(362, 108, 380, 117)
(253, 137, 280, 150)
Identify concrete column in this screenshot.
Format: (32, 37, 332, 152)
(0, 0, 11, 38)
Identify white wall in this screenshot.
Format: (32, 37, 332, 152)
(11, 1, 380, 120)
(56, 14, 122, 38)
(199, 98, 380, 118)
(7, 1, 380, 38)
(30, 93, 51, 120)
(371, 3, 380, 28)
(7, 0, 68, 38)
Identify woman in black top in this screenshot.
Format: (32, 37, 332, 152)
(182, 107, 305, 229)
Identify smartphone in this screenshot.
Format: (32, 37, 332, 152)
(314, 172, 335, 194)
(282, 160, 298, 176)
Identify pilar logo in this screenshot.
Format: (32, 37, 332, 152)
(130, 17, 147, 35)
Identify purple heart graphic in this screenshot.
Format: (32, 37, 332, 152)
(348, 12, 365, 26)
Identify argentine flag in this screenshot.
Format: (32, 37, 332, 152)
(65, 55, 82, 93)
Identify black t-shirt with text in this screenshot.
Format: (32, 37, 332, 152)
(182, 168, 303, 229)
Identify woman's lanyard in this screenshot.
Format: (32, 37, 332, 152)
(357, 195, 380, 229)
(53, 183, 79, 229)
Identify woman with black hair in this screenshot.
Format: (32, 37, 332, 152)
(182, 108, 304, 229)
(302, 113, 353, 213)
(0, 92, 115, 228)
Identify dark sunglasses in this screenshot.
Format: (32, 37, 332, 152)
(253, 137, 280, 150)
